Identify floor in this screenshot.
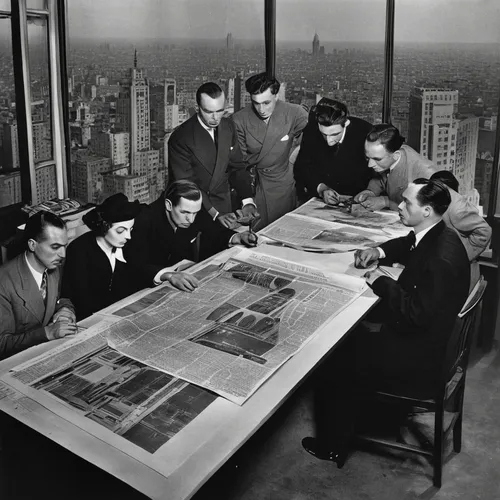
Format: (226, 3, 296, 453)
(1, 344, 499, 499)
(193, 343, 500, 500)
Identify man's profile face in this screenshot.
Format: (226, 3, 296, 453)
(29, 225, 68, 270)
(318, 121, 348, 147)
(198, 92, 225, 129)
(364, 140, 398, 173)
(251, 88, 278, 120)
(398, 184, 427, 228)
(166, 197, 202, 229)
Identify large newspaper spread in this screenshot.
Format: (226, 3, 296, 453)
(294, 197, 408, 237)
(100, 249, 366, 404)
(260, 213, 391, 252)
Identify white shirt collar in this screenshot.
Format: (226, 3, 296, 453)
(197, 115, 215, 140)
(338, 123, 348, 144)
(414, 220, 440, 247)
(389, 153, 401, 172)
(96, 237, 126, 271)
(25, 252, 45, 289)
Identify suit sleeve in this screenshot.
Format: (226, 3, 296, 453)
(168, 132, 213, 213)
(294, 124, 322, 196)
(61, 242, 94, 320)
(447, 199, 492, 261)
(291, 105, 308, 138)
(227, 122, 253, 200)
(366, 175, 385, 197)
(371, 257, 457, 333)
(231, 116, 251, 167)
(0, 283, 47, 360)
(197, 209, 235, 261)
(124, 212, 163, 287)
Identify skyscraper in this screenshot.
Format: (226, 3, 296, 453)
(456, 115, 480, 203)
(312, 33, 320, 57)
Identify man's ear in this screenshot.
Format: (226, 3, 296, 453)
(165, 199, 173, 212)
(392, 150, 402, 163)
(422, 205, 432, 218)
(27, 238, 36, 252)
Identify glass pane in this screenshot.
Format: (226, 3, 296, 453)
(0, 1, 11, 11)
(392, 0, 500, 213)
(0, 18, 21, 207)
(67, 0, 265, 204)
(27, 0, 47, 9)
(28, 17, 53, 165)
(276, 0, 386, 123)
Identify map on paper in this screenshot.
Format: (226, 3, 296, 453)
(260, 213, 390, 253)
(3, 329, 216, 459)
(294, 197, 408, 236)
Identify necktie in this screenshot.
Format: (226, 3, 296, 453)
(40, 270, 48, 305)
(407, 231, 416, 251)
(214, 126, 219, 152)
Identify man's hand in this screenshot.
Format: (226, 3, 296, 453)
(360, 196, 387, 212)
(160, 271, 199, 292)
(241, 204, 259, 219)
(364, 268, 387, 286)
(232, 231, 258, 247)
(45, 321, 78, 341)
(217, 212, 238, 229)
(52, 306, 76, 324)
(354, 190, 375, 203)
(322, 189, 341, 206)
(354, 248, 380, 269)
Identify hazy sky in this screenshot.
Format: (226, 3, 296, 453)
(67, 0, 500, 43)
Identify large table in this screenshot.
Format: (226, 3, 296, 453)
(0, 227, 380, 500)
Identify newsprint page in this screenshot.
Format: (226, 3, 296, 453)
(0, 248, 366, 466)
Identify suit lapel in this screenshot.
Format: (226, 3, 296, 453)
(209, 120, 230, 193)
(256, 101, 286, 164)
(191, 116, 217, 175)
(16, 255, 46, 323)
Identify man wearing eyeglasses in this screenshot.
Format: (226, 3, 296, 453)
(168, 82, 256, 229)
(354, 124, 436, 211)
(294, 98, 373, 204)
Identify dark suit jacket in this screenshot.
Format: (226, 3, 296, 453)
(294, 116, 373, 200)
(62, 232, 142, 321)
(0, 253, 73, 359)
(365, 221, 470, 396)
(124, 194, 235, 286)
(168, 115, 253, 214)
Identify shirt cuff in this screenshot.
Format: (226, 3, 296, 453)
(228, 234, 238, 247)
(377, 247, 386, 259)
(317, 183, 328, 196)
(241, 198, 255, 207)
(153, 268, 171, 286)
(208, 207, 219, 220)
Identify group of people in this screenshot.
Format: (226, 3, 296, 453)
(0, 71, 493, 472)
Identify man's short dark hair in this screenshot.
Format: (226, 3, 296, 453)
(311, 98, 349, 126)
(245, 73, 280, 95)
(196, 82, 223, 106)
(25, 211, 66, 244)
(366, 124, 405, 153)
(413, 178, 451, 216)
(165, 180, 202, 207)
(431, 170, 459, 192)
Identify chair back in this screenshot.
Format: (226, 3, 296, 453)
(441, 277, 487, 394)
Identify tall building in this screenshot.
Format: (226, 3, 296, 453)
(150, 79, 179, 134)
(0, 171, 21, 207)
(70, 152, 111, 204)
(226, 32, 234, 52)
(35, 163, 57, 202)
(92, 130, 130, 167)
(408, 87, 459, 171)
(456, 115, 480, 203)
(2, 122, 20, 170)
(312, 33, 320, 57)
(102, 173, 149, 204)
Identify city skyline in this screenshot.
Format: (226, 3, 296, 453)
(63, 0, 500, 44)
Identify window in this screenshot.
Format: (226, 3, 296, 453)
(66, 0, 265, 205)
(276, 0, 386, 124)
(392, 0, 500, 212)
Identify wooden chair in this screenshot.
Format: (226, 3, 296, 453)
(356, 276, 487, 488)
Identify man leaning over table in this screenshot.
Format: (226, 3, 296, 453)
(354, 124, 435, 211)
(0, 211, 76, 360)
(125, 180, 258, 293)
(302, 178, 469, 468)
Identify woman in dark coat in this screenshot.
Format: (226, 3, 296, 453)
(62, 193, 142, 320)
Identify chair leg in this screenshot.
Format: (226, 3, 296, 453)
(453, 412, 463, 453)
(433, 407, 444, 488)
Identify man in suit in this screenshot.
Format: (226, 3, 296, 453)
(168, 82, 256, 228)
(354, 124, 436, 211)
(431, 170, 491, 288)
(232, 73, 308, 230)
(125, 180, 258, 292)
(302, 179, 470, 467)
(0, 211, 76, 360)
(294, 98, 372, 205)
